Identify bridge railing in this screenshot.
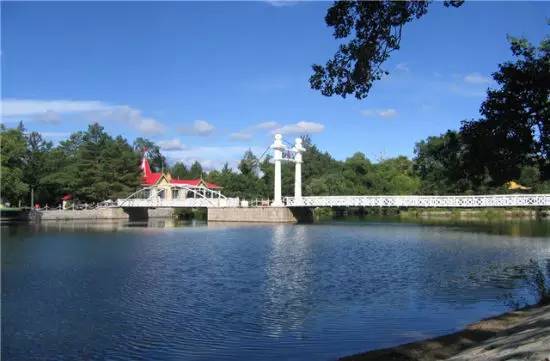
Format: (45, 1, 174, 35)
(117, 197, 240, 208)
(284, 194, 550, 208)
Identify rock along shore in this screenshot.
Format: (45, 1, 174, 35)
(340, 302, 550, 361)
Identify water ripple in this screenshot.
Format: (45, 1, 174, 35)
(2, 221, 549, 360)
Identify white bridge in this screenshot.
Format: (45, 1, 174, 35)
(117, 134, 550, 209)
(117, 185, 239, 208)
(284, 194, 550, 208)
(118, 193, 550, 209)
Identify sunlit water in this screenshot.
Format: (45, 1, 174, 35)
(2, 218, 549, 360)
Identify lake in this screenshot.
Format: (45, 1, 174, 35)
(2, 218, 549, 360)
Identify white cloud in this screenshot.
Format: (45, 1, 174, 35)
(254, 121, 279, 130)
(273, 121, 325, 135)
(396, 63, 410, 72)
(229, 132, 253, 141)
(448, 84, 486, 97)
(32, 110, 62, 123)
(464, 73, 491, 84)
(361, 108, 398, 118)
(0, 98, 165, 135)
(179, 120, 215, 136)
(40, 131, 71, 138)
(379, 109, 397, 118)
(93, 105, 165, 135)
(1, 99, 107, 117)
(265, 0, 299, 7)
(158, 138, 186, 151)
(136, 118, 164, 135)
(228, 121, 279, 141)
(194, 120, 215, 135)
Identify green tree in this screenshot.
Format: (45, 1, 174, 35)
(208, 162, 241, 197)
(306, 173, 350, 196)
(171, 162, 189, 179)
(133, 137, 166, 172)
(259, 155, 274, 199)
(238, 150, 259, 177)
(519, 165, 541, 187)
(311, 1, 462, 99)
(23, 131, 53, 203)
(461, 32, 550, 185)
(413, 130, 471, 194)
(373, 156, 420, 195)
(189, 161, 204, 179)
(342, 152, 375, 194)
(100, 135, 141, 200)
(41, 123, 142, 203)
(76, 123, 111, 201)
(39, 132, 83, 204)
(301, 136, 343, 195)
(0, 125, 29, 205)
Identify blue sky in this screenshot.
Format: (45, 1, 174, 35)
(2, 1, 549, 169)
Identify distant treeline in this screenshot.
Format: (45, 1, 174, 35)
(1, 34, 548, 206)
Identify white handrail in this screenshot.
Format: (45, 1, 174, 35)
(284, 194, 550, 208)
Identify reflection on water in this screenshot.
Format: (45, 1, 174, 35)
(263, 225, 312, 337)
(36, 218, 206, 231)
(325, 215, 550, 237)
(1, 218, 549, 360)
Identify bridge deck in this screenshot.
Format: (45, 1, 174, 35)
(117, 198, 240, 208)
(117, 194, 550, 208)
(284, 194, 550, 208)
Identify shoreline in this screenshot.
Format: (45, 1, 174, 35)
(339, 301, 550, 361)
(5, 206, 548, 224)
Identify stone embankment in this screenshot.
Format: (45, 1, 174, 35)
(402, 208, 550, 220)
(341, 303, 550, 361)
(34, 207, 312, 223)
(36, 207, 174, 221)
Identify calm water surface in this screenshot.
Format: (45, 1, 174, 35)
(2, 218, 550, 360)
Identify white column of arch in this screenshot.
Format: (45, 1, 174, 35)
(271, 133, 285, 207)
(293, 137, 305, 205)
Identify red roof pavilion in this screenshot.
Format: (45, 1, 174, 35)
(140, 157, 221, 189)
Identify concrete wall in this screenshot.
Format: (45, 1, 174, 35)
(148, 208, 175, 218)
(38, 207, 176, 221)
(37, 206, 314, 223)
(207, 207, 313, 223)
(39, 207, 129, 221)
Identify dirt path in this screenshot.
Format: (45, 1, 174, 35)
(340, 303, 550, 361)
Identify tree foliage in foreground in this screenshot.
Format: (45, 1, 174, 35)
(311, 0, 462, 99)
(414, 31, 550, 194)
(460, 34, 550, 186)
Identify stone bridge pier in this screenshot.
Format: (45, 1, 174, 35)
(207, 206, 313, 223)
(123, 207, 149, 221)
